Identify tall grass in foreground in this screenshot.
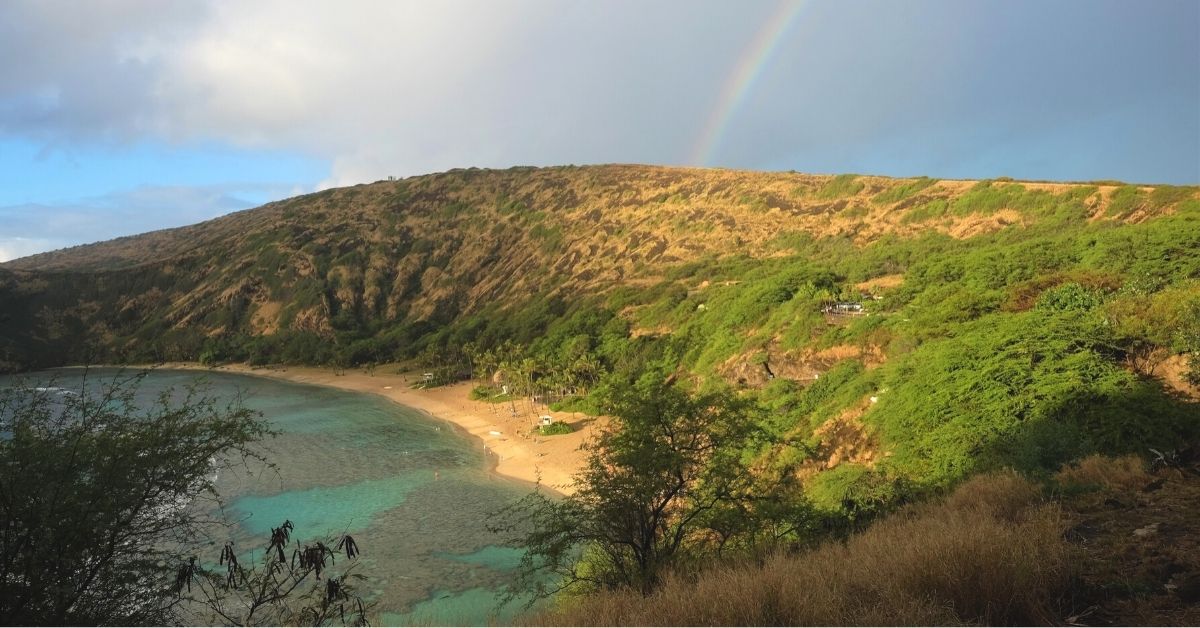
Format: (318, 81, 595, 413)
(529, 471, 1071, 626)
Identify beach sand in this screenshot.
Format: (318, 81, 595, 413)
(153, 363, 595, 495)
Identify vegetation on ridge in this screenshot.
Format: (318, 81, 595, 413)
(2, 165, 1197, 498)
(528, 453, 1200, 626)
(1, 164, 1198, 622)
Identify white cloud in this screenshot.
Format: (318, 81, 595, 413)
(0, 0, 760, 187)
(0, 0, 1194, 197)
(0, 237, 62, 263)
(0, 182, 306, 260)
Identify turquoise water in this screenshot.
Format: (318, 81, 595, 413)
(23, 368, 536, 625)
(382, 586, 533, 626)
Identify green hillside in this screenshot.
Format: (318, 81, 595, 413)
(2, 163, 1199, 513)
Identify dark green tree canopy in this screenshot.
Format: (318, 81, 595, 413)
(497, 372, 804, 598)
(0, 372, 270, 625)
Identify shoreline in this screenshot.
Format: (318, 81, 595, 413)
(62, 363, 593, 495)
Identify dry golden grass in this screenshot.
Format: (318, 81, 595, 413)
(529, 471, 1071, 626)
(1054, 454, 1150, 492)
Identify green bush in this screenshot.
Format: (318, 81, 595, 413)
(805, 464, 909, 522)
(1187, 354, 1200, 387)
(870, 310, 1198, 488)
(872, 177, 937, 204)
(198, 348, 220, 367)
(1105, 185, 1143, 218)
(951, 181, 1036, 216)
(470, 385, 514, 403)
(815, 175, 865, 199)
(1035, 282, 1104, 312)
(1147, 185, 1195, 208)
(537, 421, 573, 436)
(550, 395, 603, 415)
(902, 199, 949, 223)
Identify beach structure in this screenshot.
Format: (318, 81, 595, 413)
(540, 415, 554, 426)
(822, 301, 864, 315)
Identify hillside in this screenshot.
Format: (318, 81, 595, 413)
(531, 454, 1200, 626)
(2, 163, 1199, 515)
(3, 165, 1195, 358)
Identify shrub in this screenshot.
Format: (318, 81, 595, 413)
(529, 471, 1070, 626)
(1054, 454, 1149, 492)
(872, 177, 937, 204)
(1035, 282, 1104, 312)
(198, 348, 220, 367)
(950, 181, 1036, 216)
(901, 198, 949, 223)
(870, 310, 1197, 487)
(815, 174, 864, 199)
(470, 384, 504, 400)
(805, 465, 909, 523)
(1106, 185, 1143, 218)
(1147, 185, 1196, 208)
(537, 421, 573, 436)
(549, 395, 602, 415)
(496, 379, 771, 597)
(0, 374, 273, 625)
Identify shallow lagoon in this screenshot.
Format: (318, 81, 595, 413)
(25, 368, 534, 624)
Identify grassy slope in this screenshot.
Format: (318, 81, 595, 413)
(529, 454, 1200, 626)
(2, 162, 1198, 518)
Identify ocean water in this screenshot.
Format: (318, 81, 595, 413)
(19, 368, 537, 625)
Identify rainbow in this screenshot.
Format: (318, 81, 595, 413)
(690, 0, 808, 166)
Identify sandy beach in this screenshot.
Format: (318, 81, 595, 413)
(142, 363, 596, 495)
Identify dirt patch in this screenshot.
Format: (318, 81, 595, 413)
(290, 306, 332, 335)
(807, 344, 886, 370)
(251, 301, 282, 335)
(944, 209, 1024, 239)
(630, 324, 671, 338)
(721, 343, 886, 389)
(812, 400, 880, 470)
(931, 179, 978, 194)
(1157, 354, 1200, 400)
(855, 274, 904, 293)
(788, 398, 883, 482)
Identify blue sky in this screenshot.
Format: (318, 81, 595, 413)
(0, 0, 1197, 261)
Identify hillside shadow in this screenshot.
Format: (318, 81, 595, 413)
(982, 378, 1200, 475)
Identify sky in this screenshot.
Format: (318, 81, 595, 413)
(1, 0, 1197, 261)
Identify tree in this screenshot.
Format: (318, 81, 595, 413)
(496, 372, 777, 598)
(175, 520, 370, 627)
(0, 371, 361, 626)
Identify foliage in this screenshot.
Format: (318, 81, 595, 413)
(4, 168, 1199, 593)
(1035, 281, 1105, 312)
(529, 471, 1069, 627)
(537, 421, 573, 436)
(470, 384, 513, 402)
(494, 375, 794, 598)
(176, 521, 370, 626)
(1107, 184, 1197, 219)
(804, 464, 910, 523)
(871, 176, 936, 204)
(0, 372, 272, 626)
(814, 174, 864, 199)
(1106, 185, 1144, 218)
(869, 311, 1198, 487)
(950, 180, 1037, 216)
(901, 198, 949, 223)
